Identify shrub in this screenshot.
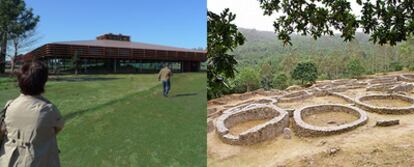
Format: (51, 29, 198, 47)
(291, 62, 318, 85)
(233, 67, 260, 92)
(272, 73, 289, 90)
(346, 59, 365, 78)
(260, 63, 273, 90)
(409, 64, 414, 71)
(389, 61, 403, 71)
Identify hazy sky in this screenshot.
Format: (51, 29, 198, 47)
(25, 0, 207, 50)
(208, 0, 363, 32)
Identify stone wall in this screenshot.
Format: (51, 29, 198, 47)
(293, 104, 368, 137)
(366, 82, 400, 91)
(355, 94, 414, 114)
(399, 74, 414, 82)
(215, 104, 289, 145)
(277, 90, 312, 103)
(368, 76, 398, 84)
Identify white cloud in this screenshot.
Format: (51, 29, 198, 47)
(207, 0, 363, 32)
(207, 0, 276, 31)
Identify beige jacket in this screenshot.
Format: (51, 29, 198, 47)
(0, 94, 64, 167)
(158, 67, 172, 81)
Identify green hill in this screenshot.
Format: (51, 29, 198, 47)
(223, 28, 414, 94)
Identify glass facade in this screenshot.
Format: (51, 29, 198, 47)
(43, 57, 185, 74)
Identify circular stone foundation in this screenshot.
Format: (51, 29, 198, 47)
(294, 104, 368, 137)
(215, 104, 289, 145)
(400, 74, 414, 82)
(356, 94, 414, 114)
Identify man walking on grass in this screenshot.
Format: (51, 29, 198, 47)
(158, 64, 173, 97)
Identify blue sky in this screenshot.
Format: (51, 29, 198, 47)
(25, 0, 206, 50)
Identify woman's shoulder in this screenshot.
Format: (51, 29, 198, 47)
(14, 95, 57, 112)
(36, 97, 58, 113)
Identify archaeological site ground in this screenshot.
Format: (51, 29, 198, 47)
(208, 72, 414, 167)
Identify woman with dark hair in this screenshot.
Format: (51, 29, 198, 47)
(0, 61, 64, 167)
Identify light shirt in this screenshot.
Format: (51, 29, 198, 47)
(158, 67, 172, 81)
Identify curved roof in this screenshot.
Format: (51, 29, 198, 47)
(50, 40, 206, 53)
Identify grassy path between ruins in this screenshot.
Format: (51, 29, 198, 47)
(0, 73, 206, 166)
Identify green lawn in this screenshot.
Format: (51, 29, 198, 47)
(0, 73, 206, 167)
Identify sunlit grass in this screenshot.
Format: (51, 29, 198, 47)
(0, 73, 206, 166)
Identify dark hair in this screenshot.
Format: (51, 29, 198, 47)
(17, 61, 49, 95)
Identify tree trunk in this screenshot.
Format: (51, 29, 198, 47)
(10, 57, 15, 73)
(11, 39, 18, 73)
(0, 33, 7, 73)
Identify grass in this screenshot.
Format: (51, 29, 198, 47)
(0, 73, 206, 167)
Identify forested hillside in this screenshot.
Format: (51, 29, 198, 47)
(227, 28, 414, 93)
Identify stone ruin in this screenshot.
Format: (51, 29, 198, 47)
(355, 94, 414, 114)
(215, 104, 288, 145)
(293, 104, 368, 137)
(399, 74, 414, 82)
(209, 73, 414, 145)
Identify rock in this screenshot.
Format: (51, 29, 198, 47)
(317, 140, 327, 146)
(375, 119, 400, 127)
(326, 147, 341, 156)
(286, 85, 302, 91)
(395, 91, 408, 95)
(388, 83, 414, 93)
(371, 148, 383, 154)
(327, 121, 337, 125)
(283, 127, 292, 139)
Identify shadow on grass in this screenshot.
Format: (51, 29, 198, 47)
(62, 74, 192, 121)
(171, 93, 198, 97)
(50, 77, 119, 82)
(62, 89, 196, 121)
(63, 91, 138, 121)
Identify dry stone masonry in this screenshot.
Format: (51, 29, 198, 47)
(208, 73, 414, 145)
(293, 104, 368, 137)
(215, 104, 289, 145)
(355, 94, 414, 114)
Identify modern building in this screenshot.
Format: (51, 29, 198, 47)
(16, 33, 206, 73)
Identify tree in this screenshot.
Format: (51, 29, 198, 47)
(272, 73, 289, 90)
(8, 30, 40, 72)
(207, 8, 246, 99)
(234, 67, 259, 92)
(260, 63, 273, 90)
(347, 58, 365, 78)
(399, 37, 414, 67)
(291, 62, 318, 85)
(389, 61, 403, 71)
(258, 0, 414, 46)
(0, 0, 39, 73)
(72, 51, 80, 75)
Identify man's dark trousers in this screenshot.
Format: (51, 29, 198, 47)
(162, 80, 170, 96)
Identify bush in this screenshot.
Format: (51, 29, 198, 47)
(233, 67, 260, 92)
(291, 62, 318, 85)
(389, 61, 403, 71)
(272, 73, 289, 90)
(260, 63, 273, 90)
(409, 64, 414, 71)
(318, 73, 329, 80)
(346, 59, 365, 78)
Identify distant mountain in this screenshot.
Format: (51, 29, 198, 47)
(233, 28, 377, 65)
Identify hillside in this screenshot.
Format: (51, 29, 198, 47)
(233, 28, 383, 66)
(220, 28, 414, 96)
